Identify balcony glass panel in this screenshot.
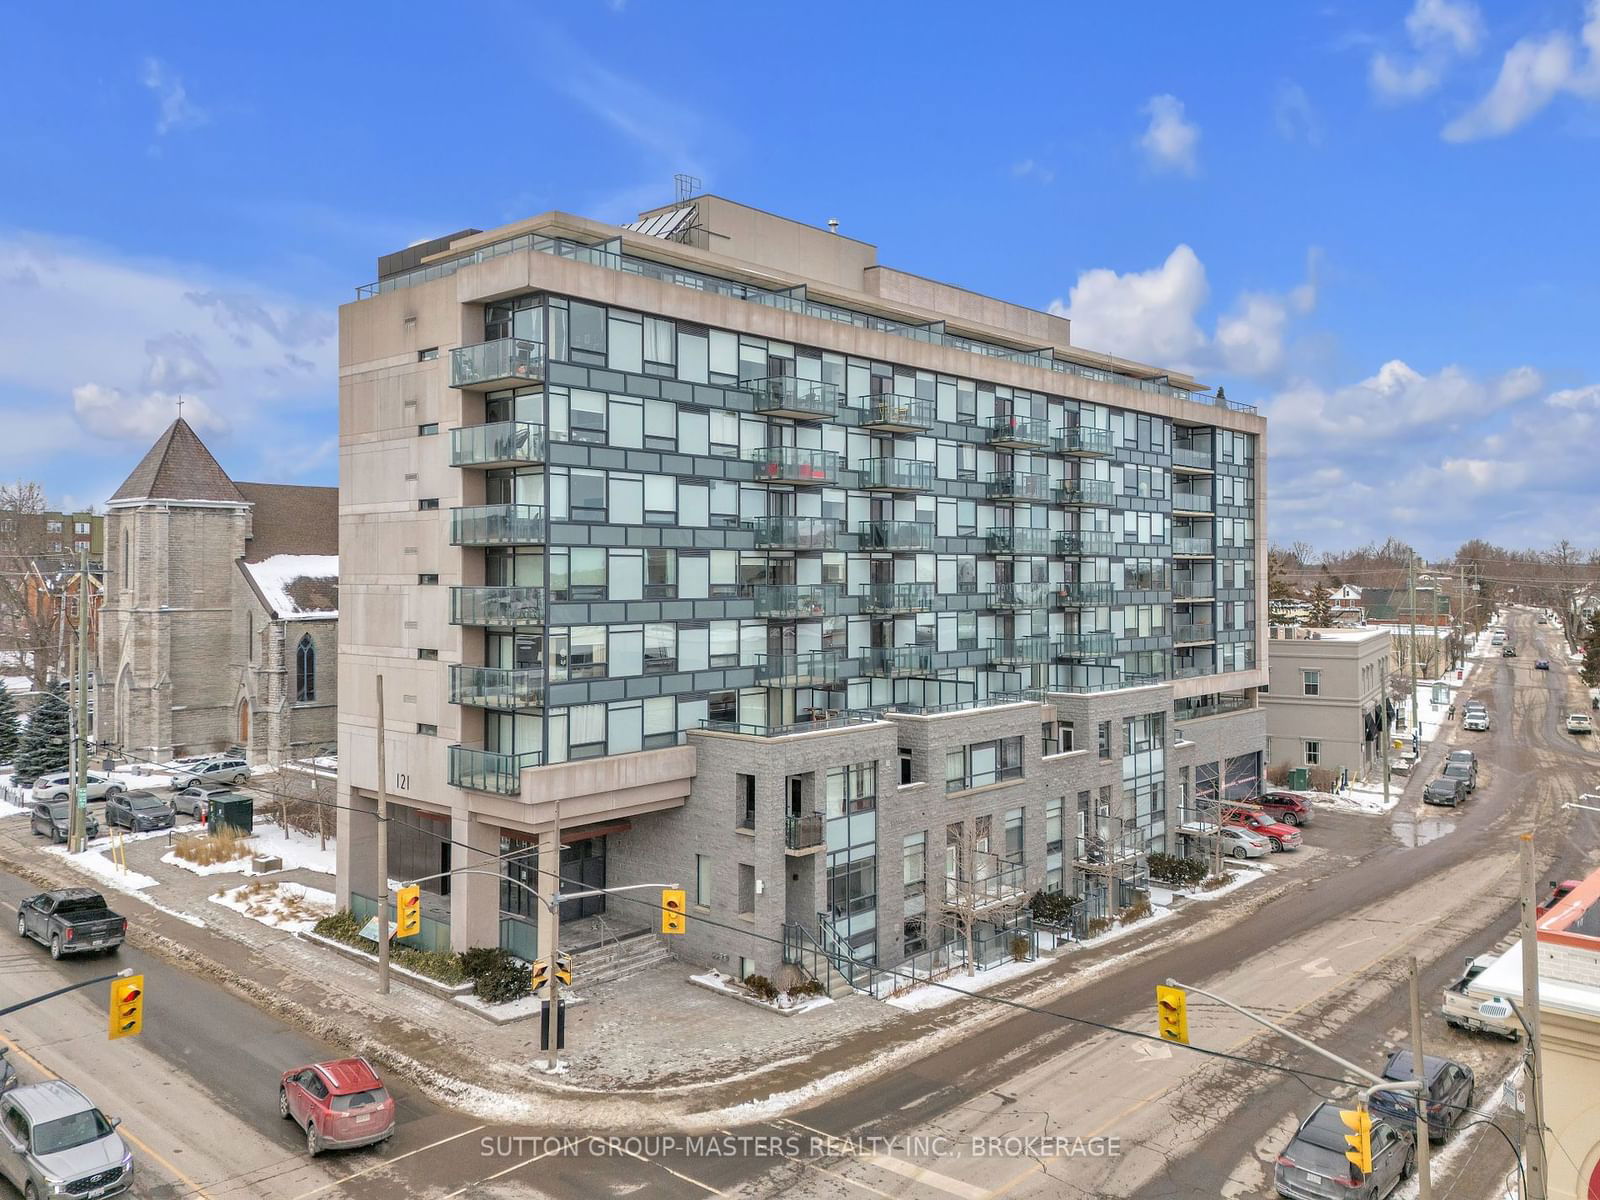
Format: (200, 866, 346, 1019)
(1058, 479, 1116, 506)
(747, 515, 841, 550)
(450, 503, 546, 546)
(1057, 531, 1116, 556)
(746, 376, 840, 419)
(863, 646, 936, 675)
(858, 520, 935, 551)
(1173, 579, 1214, 599)
(987, 527, 1054, 554)
(450, 338, 545, 390)
(1172, 492, 1213, 513)
(860, 457, 935, 492)
(749, 446, 839, 485)
(451, 420, 546, 468)
(987, 414, 1050, 447)
(1053, 426, 1114, 455)
(1056, 632, 1116, 657)
(989, 581, 1053, 608)
(450, 586, 545, 627)
(755, 649, 844, 686)
(860, 395, 935, 431)
(1173, 447, 1214, 470)
(859, 582, 936, 613)
(1173, 624, 1216, 644)
(1057, 581, 1114, 606)
(752, 583, 840, 618)
(1173, 536, 1214, 556)
(985, 471, 1052, 502)
(448, 745, 543, 795)
(449, 665, 545, 709)
(989, 636, 1053, 665)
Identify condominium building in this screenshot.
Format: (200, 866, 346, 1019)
(336, 195, 1267, 984)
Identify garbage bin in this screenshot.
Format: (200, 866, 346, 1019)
(207, 794, 254, 836)
(1288, 767, 1311, 791)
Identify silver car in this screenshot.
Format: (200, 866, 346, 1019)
(1274, 1101, 1413, 1198)
(0, 1080, 132, 1199)
(30, 771, 123, 803)
(170, 757, 250, 788)
(1217, 826, 1271, 859)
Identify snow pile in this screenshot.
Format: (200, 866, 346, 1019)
(886, 954, 1067, 1012)
(160, 847, 252, 876)
(108, 769, 174, 790)
(241, 554, 338, 619)
(244, 825, 336, 875)
(691, 971, 834, 1015)
(210, 881, 334, 933)
(42, 845, 159, 892)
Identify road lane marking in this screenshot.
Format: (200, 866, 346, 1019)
(862, 1152, 990, 1199)
(439, 1144, 561, 1199)
(746, 1124, 909, 1198)
(589, 1136, 724, 1195)
(286, 1123, 486, 1200)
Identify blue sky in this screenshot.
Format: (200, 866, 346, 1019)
(2, 0, 1597, 557)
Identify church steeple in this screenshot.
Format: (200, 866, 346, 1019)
(107, 419, 246, 505)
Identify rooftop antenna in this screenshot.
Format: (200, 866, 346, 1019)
(674, 173, 700, 205)
(827, 218, 840, 235)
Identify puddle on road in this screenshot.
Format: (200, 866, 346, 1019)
(1391, 811, 1456, 846)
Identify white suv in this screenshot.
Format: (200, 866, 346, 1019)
(1567, 713, 1594, 735)
(170, 757, 250, 788)
(30, 771, 123, 802)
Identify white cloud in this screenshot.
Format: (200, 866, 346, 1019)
(139, 58, 206, 136)
(1137, 95, 1199, 175)
(1370, 54, 1446, 100)
(1274, 83, 1322, 145)
(1408, 0, 1484, 54)
(1011, 158, 1055, 184)
(1369, 0, 1483, 101)
(1442, 4, 1600, 142)
(71, 384, 224, 441)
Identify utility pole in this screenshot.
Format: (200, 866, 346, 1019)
(1381, 651, 1392, 811)
(543, 792, 564, 1071)
(1407, 553, 1421, 743)
(1519, 833, 1549, 1200)
(70, 545, 90, 854)
(375, 674, 389, 996)
(1407, 956, 1432, 1199)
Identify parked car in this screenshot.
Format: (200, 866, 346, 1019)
(1502, 645, 1517, 657)
(1216, 826, 1272, 860)
(105, 790, 175, 833)
(170, 784, 230, 821)
(1567, 713, 1594, 734)
(1273, 1100, 1414, 1199)
(0, 1047, 16, 1098)
(30, 771, 123, 803)
(15, 889, 126, 959)
(1260, 791, 1314, 826)
(1537, 616, 1549, 625)
(170, 756, 251, 788)
(1369, 1050, 1474, 1142)
(1224, 808, 1302, 851)
(29, 801, 100, 843)
(1491, 633, 1506, 646)
(1423, 777, 1467, 807)
(1442, 953, 1518, 1040)
(0, 1080, 131, 1200)
(1462, 712, 1491, 732)
(278, 1058, 395, 1156)
(1447, 749, 1478, 771)
(1535, 659, 1550, 670)
(1441, 760, 1477, 794)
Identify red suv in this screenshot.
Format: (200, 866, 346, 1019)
(1223, 809, 1302, 851)
(279, 1057, 395, 1155)
(1259, 791, 1313, 827)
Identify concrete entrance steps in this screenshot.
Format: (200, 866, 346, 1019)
(570, 928, 674, 989)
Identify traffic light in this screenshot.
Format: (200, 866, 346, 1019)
(554, 952, 573, 986)
(108, 975, 144, 1040)
(395, 885, 421, 938)
(1339, 1105, 1373, 1175)
(530, 958, 549, 992)
(661, 888, 686, 935)
(1156, 985, 1189, 1044)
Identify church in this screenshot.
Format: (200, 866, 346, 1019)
(96, 418, 338, 766)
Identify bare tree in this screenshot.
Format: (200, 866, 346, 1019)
(939, 822, 1040, 978)
(0, 482, 68, 687)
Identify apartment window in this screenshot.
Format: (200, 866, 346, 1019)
(945, 737, 1023, 792)
(1097, 721, 1112, 759)
(1304, 740, 1321, 766)
(694, 854, 712, 907)
(418, 498, 439, 510)
(418, 423, 439, 436)
(643, 623, 676, 674)
(902, 832, 926, 897)
(736, 774, 756, 830)
(46, 520, 62, 534)
(418, 573, 439, 585)
(417, 347, 438, 361)
(738, 864, 755, 915)
(1045, 797, 1064, 854)
(417, 648, 438, 661)
(1004, 808, 1024, 860)
(1302, 670, 1320, 697)
(417, 723, 438, 736)
(74, 522, 90, 535)
(899, 748, 913, 786)
(903, 916, 927, 956)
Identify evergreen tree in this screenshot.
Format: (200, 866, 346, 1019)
(15, 680, 70, 784)
(1582, 611, 1600, 689)
(0, 684, 19, 766)
(1307, 583, 1334, 627)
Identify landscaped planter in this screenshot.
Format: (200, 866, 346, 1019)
(297, 930, 475, 999)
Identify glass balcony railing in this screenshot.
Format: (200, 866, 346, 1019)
(989, 636, 1053, 665)
(860, 457, 935, 492)
(1057, 632, 1116, 657)
(987, 414, 1051, 447)
(1058, 479, 1116, 506)
(753, 583, 841, 619)
(1056, 581, 1114, 606)
(1173, 579, 1215, 599)
(860, 394, 935, 431)
(450, 586, 544, 627)
(863, 646, 936, 676)
(450, 338, 545, 390)
(1173, 446, 1214, 471)
(1172, 662, 1212, 679)
(859, 581, 936, 614)
(755, 649, 844, 686)
(450, 420, 546, 469)
(785, 812, 826, 851)
(1053, 426, 1114, 456)
(1173, 536, 1214, 556)
(749, 446, 839, 485)
(986, 471, 1052, 502)
(448, 745, 543, 795)
(1057, 530, 1116, 556)
(858, 520, 935, 551)
(987, 527, 1054, 554)
(745, 376, 841, 420)
(449, 665, 545, 709)
(450, 503, 546, 546)
(1172, 492, 1213, 513)
(747, 515, 842, 551)
(988, 581, 1053, 609)
(1173, 624, 1216, 644)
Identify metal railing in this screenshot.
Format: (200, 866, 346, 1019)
(863, 645, 937, 675)
(946, 853, 1028, 909)
(449, 503, 546, 546)
(447, 745, 543, 795)
(749, 446, 839, 485)
(989, 636, 1053, 665)
(449, 665, 545, 709)
(860, 457, 935, 492)
(985, 471, 1053, 502)
(858, 520, 935, 551)
(1057, 632, 1116, 657)
(745, 376, 840, 418)
(450, 420, 546, 468)
(1174, 693, 1255, 721)
(700, 712, 880, 738)
(450, 338, 544, 389)
(785, 812, 826, 851)
(752, 583, 840, 618)
(1058, 479, 1116, 506)
(1173, 624, 1216, 644)
(450, 586, 544, 627)
(1173, 578, 1214, 599)
(1058, 530, 1115, 556)
(1172, 446, 1213, 470)
(1173, 536, 1214, 556)
(1172, 492, 1213, 513)
(987, 414, 1051, 446)
(860, 395, 935, 430)
(747, 515, 842, 550)
(754, 649, 844, 686)
(1054, 426, 1114, 455)
(859, 582, 936, 613)
(1057, 581, 1114, 606)
(989, 581, 1053, 609)
(987, 527, 1054, 554)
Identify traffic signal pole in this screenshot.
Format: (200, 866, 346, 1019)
(375, 674, 389, 996)
(542, 793, 563, 1073)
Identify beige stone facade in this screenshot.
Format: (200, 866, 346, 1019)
(1260, 625, 1389, 781)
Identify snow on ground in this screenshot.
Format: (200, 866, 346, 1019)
(2, 676, 32, 695)
(244, 824, 336, 875)
(160, 847, 252, 876)
(109, 769, 174, 790)
(41, 845, 158, 892)
(456, 991, 547, 1021)
(691, 970, 833, 1015)
(886, 952, 1080, 1012)
(209, 881, 334, 934)
(0, 778, 26, 818)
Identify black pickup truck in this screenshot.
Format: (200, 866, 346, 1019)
(15, 888, 127, 959)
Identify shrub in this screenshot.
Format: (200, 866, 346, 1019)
(1008, 935, 1030, 962)
(1308, 766, 1339, 793)
(790, 978, 826, 998)
(474, 960, 533, 1004)
(743, 974, 779, 1002)
(1202, 872, 1235, 891)
(311, 909, 468, 985)
(1147, 852, 1208, 888)
(314, 909, 364, 942)
(172, 827, 254, 867)
(1119, 896, 1154, 925)
(460, 946, 513, 979)
(1084, 916, 1113, 937)
(1028, 889, 1080, 926)
(1265, 762, 1291, 787)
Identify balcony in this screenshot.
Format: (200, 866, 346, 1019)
(450, 586, 544, 628)
(450, 420, 546, 469)
(985, 471, 1052, 502)
(753, 583, 841, 619)
(1056, 581, 1114, 606)
(1173, 624, 1216, 645)
(449, 664, 545, 710)
(448, 745, 544, 796)
(749, 446, 839, 486)
(1172, 662, 1212, 680)
(860, 395, 935, 432)
(861, 457, 935, 493)
(1173, 446, 1214, 472)
(1054, 426, 1114, 456)
(449, 503, 546, 547)
(1058, 479, 1116, 507)
(988, 581, 1053, 609)
(785, 812, 826, 853)
(863, 646, 937, 676)
(1057, 530, 1116, 556)
(1172, 492, 1213, 515)
(747, 515, 842, 551)
(987, 414, 1051, 448)
(859, 581, 936, 614)
(858, 520, 935, 552)
(1057, 632, 1116, 658)
(989, 636, 1053, 666)
(755, 649, 844, 687)
(1173, 578, 1215, 600)
(987, 527, 1054, 555)
(1173, 536, 1214, 557)
(450, 338, 544, 391)
(746, 376, 841, 420)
